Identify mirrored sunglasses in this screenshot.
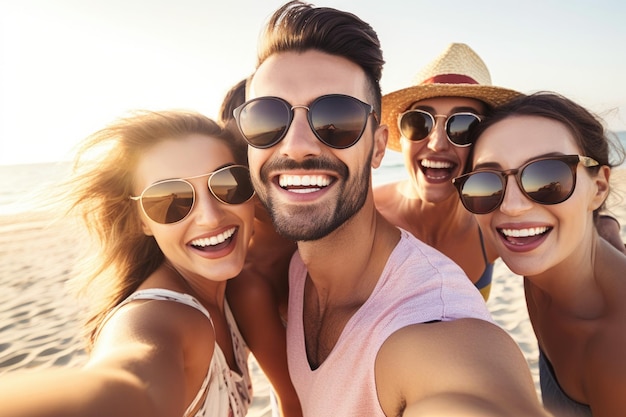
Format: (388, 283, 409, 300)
(398, 110, 481, 147)
(233, 94, 377, 149)
(130, 165, 254, 224)
(452, 155, 600, 214)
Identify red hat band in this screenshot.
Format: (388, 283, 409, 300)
(421, 74, 479, 85)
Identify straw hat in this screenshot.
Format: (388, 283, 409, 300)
(382, 43, 522, 151)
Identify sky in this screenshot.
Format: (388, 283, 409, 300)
(1, 0, 625, 165)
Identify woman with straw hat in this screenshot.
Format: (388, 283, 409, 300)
(375, 43, 520, 299)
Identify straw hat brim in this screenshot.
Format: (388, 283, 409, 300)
(382, 84, 522, 152)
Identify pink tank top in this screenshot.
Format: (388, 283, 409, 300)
(287, 229, 493, 416)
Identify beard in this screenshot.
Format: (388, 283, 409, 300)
(252, 153, 373, 241)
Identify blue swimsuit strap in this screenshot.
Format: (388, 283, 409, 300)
(477, 226, 489, 265)
(474, 227, 494, 291)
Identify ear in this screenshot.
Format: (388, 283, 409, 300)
(589, 165, 611, 211)
(371, 124, 388, 169)
(141, 218, 154, 236)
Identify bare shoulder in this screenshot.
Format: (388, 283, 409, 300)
(92, 297, 215, 366)
(227, 269, 284, 324)
(373, 181, 397, 202)
(227, 269, 276, 302)
(375, 319, 545, 416)
(81, 296, 217, 414)
(583, 313, 626, 414)
(598, 241, 626, 298)
(596, 214, 626, 254)
(373, 181, 404, 217)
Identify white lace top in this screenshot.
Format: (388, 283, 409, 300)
(99, 288, 252, 417)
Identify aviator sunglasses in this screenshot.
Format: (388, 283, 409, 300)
(233, 94, 377, 149)
(398, 109, 481, 147)
(129, 165, 255, 224)
(452, 155, 600, 214)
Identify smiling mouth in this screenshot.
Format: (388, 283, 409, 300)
(278, 174, 332, 194)
(420, 159, 457, 181)
(190, 227, 236, 249)
(498, 226, 551, 245)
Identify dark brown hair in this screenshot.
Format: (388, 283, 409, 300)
(218, 78, 247, 126)
(218, 78, 249, 162)
(468, 92, 624, 168)
(256, 1, 385, 115)
(467, 91, 625, 214)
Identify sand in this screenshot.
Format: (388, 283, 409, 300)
(1, 169, 625, 416)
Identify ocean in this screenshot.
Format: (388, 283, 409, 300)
(0, 151, 408, 216)
(2, 131, 625, 216)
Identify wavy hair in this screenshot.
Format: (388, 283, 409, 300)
(61, 110, 245, 348)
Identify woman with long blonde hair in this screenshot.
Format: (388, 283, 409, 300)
(0, 110, 256, 417)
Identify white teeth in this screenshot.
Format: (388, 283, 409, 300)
(191, 227, 236, 247)
(279, 175, 331, 189)
(500, 227, 549, 237)
(421, 159, 453, 169)
(288, 188, 318, 194)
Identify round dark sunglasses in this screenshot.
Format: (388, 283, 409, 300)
(398, 110, 481, 147)
(233, 94, 377, 149)
(452, 155, 600, 214)
(129, 165, 255, 224)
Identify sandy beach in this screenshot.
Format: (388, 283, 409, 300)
(1, 169, 625, 415)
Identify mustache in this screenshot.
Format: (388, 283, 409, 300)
(261, 157, 348, 179)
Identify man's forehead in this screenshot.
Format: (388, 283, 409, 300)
(248, 50, 368, 102)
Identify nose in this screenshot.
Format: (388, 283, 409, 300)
(192, 186, 226, 227)
(277, 106, 323, 160)
(499, 175, 533, 216)
(426, 116, 449, 152)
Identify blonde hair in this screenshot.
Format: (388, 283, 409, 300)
(62, 110, 245, 348)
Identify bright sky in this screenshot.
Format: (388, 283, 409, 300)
(1, 0, 625, 165)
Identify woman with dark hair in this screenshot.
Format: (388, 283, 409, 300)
(454, 92, 626, 416)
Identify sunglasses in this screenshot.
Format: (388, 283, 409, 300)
(233, 94, 376, 149)
(129, 165, 255, 224)
(398, 110, 481, 147)
(452, 155, 600, 214)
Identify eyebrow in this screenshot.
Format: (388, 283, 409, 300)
(472, 152, 568, 170)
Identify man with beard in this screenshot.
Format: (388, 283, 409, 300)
(233, 2, 549, 416)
